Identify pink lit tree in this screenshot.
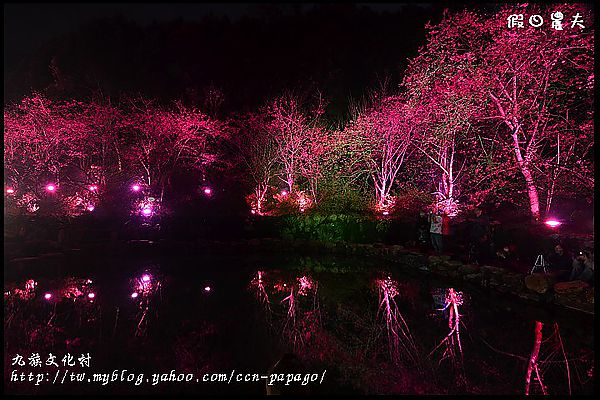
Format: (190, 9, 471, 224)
(344, 95, 416, 213)
(408, 5, 594, 218)
(233, 112, 280, 215)
(403, 16, 485, 216)
(268, 93, 324, 197)
(299, 126, 332, 205)
(482, 4, 594, 219)
(79, 96, 125, 184)
(120, 97, 222, 200)
(4, 94, 89, 213)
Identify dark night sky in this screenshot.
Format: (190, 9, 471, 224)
(4, 3, 431, 63)
(4, 3, 441, 116)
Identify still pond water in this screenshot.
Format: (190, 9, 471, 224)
(4, 253, 594, 395)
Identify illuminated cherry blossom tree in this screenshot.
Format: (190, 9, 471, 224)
(407, 5, 594, 218)
(233, 112, 279, 215)
(120, 97, 222, 200)
(299, 126, 332, 205)
(403, 15, 485, 216)
(344, 95, 416, 213)
(4, 93, 88, 196)
(267, 93, 325, 196)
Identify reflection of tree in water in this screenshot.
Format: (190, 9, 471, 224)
(374, 276, 421, 368)
(482, 321, 594, 395)
(250, 271, 322, 352)
(429, 288, 467, 387)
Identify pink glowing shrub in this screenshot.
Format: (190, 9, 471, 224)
(16, 192, 39, 213)
(58, 277, 97, 303)
(374, 194, 397, 216)
(63, 191, 97, 216)
(133, 196, 161, 218)
(297, 275, 315, 296)
(10, 279, 38, 301)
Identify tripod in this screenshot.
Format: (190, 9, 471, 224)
(530, 254, 547, 274)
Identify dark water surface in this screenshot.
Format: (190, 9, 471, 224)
(4, 253, 595, 395)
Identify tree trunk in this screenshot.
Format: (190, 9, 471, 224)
(511, 132, 540, 220)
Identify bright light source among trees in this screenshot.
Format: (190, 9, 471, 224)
(544, 219, 561, 228)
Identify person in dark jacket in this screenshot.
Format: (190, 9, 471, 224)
(548, 245, 572, 271)
(570, 250, 594, 285)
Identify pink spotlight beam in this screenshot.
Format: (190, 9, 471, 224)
(544, 219, 561, 228)
(204, 286, 211, 292)
(45, 184, 56, 192)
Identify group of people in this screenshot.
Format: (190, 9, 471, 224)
(416, 206, 492, 263)
(547, 245, 594, 285)
(415, 206, 594, 285)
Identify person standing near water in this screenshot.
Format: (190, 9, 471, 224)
(429, 206, 444, 253)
